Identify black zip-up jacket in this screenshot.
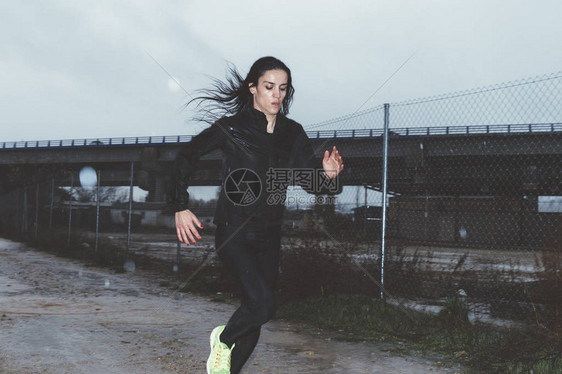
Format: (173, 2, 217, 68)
(170, 107, 341, 228)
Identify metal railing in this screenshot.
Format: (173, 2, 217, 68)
(2, 122, 561, 150)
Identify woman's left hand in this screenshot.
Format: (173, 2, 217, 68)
(322, 146, 344, 179)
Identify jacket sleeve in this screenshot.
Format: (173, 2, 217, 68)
(169, 120, 228, 212)
(293, 126, 342, 196)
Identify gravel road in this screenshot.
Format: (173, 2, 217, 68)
(0, 238, 462, 373)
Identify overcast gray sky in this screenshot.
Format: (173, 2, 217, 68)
(1, 0, 561, 142)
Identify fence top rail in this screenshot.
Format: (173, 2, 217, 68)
(1, 123, 561, 150)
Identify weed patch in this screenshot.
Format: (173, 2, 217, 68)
(277, 294, 562, 374)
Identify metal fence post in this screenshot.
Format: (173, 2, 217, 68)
(67, 173, 74, 249)
(22, 187, 28, 235)
(95, 169, 101, 253)
(364, 184, 368, 238)
(126, 161, 134, 256)
(176, 240, 181, 276)
(380, 103, 390, 300)
(49, 178, 54, 231)
(34, 183, 39, 240)
(15, 189, 20, 234)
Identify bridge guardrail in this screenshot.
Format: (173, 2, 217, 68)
(2, 123, 561, 150)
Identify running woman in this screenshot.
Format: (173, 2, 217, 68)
(170, 56, 344, 373)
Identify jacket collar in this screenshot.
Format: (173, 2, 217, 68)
(246, 106, 269, 124)
(240, 106, 287, 136)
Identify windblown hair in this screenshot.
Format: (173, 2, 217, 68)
(187, 56, 295, 124)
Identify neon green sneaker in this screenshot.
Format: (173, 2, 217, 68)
(206, 325, 235, 374)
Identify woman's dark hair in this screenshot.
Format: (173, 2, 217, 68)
(187, 56, 295, 123)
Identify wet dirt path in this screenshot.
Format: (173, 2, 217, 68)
(0, 239, 462, 373)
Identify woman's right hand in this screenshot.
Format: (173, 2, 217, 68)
(175, 209, 203, 246)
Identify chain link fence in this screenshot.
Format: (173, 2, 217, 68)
(302, 71, 562, 331)
(0, 71, 561, 333)
(0, 166, 192, 275)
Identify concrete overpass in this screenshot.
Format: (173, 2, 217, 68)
(1, 123, 561, 201)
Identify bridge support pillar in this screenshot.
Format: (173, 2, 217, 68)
(144, 175, 168, 203)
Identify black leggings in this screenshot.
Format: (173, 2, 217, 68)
(215, 218, 281, 374)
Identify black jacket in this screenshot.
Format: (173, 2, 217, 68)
(170, 107, 341, 227)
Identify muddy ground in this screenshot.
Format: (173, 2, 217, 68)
(0, 238, 463, 373)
